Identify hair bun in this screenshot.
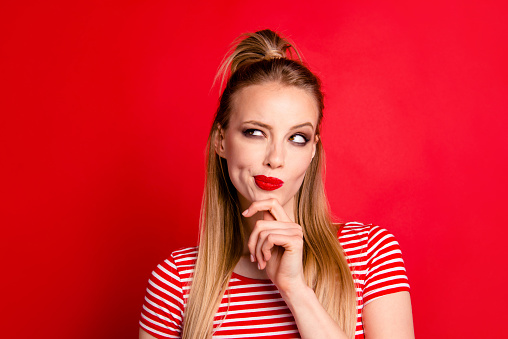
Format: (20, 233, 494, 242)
(231, 29, 299, 72)
(215, 29, 301, 91)
(263, 48, 285, 60)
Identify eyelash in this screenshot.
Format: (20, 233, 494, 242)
(242, 129, 310, 146)
(290, 134, 310, 145)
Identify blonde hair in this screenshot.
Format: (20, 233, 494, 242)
(182, 29, 357, 339)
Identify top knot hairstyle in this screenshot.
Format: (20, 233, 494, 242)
(182, 29, 357, 339)
(215, 29, 302, 87)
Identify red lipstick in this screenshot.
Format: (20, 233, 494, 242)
(254, 175, 284, 191)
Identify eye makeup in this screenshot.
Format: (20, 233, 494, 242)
(289, 133, 310, 146)
(242, 129, 264, 138)
(242, 127, 311, 146)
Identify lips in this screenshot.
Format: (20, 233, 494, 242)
(254, 175, 284, 191)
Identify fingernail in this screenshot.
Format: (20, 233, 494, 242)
(242, 209, 249, 216)
(257, 263, 261, 270)
(250, 254, 255, 262)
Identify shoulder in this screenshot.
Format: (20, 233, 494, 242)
(338, 221, 395, 238)
(170, 246, 198, 265)
(140, 247, 198, 336)
(338, 222, 410, 304)
(159, 246, 198, 275)
(338, 222, 398, 251)
(337, 222, 405, 269)
(148, 247, 198, 288)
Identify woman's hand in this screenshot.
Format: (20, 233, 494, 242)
(242, 198, 306, 294)
(242, 199, 350, 339)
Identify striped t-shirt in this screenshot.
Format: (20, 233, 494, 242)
(139, 223, 410, 338)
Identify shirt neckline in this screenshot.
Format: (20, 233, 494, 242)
(231, 271, 273, 284)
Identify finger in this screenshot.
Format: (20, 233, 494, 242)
(253, 225, 303, 268)
(259, 234, 276, 270)
(259, 234, 303, 270)
(242, 198, 291, 222)
(244, 199, 288, 221)
(247, 219, 267, 260)
(247, 220, 302, 258)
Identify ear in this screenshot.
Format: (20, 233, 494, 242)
(312, 134, 319, 160)
(214, 124, 226, 158)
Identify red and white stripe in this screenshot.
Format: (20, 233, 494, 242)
(339, 223, 410, 337)
(140, 223, 409, 338)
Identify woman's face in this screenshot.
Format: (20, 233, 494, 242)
(217, 82, 319, 218)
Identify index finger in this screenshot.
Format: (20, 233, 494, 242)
(241, 198, 292, 222)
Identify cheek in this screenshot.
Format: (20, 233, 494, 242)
(225, 143, 247, 169)
(286, 152, 313, 188)
(225, 137, 265, 168)
(288, 150, 313, 175)
(224, 140, 259, 178)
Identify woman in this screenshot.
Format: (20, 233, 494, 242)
(139, 29, 414, 339)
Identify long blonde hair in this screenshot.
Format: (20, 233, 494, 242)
(182, 29, 357, 339)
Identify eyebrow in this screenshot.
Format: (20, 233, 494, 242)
(243, 120, 314, 130)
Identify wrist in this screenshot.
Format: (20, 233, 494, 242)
(279, 282, 314, 309)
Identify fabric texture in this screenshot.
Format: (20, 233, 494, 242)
(139, 223, 410, 338)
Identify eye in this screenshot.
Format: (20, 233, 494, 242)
(243, 129, 265, 138)
(289, 133, 309, 145)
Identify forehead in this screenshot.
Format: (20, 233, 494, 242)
(229, 83, 319, 128)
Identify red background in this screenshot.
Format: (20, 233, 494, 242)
(2, 1, 507, 338)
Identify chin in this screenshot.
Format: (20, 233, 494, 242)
(260, 191, 293, 206)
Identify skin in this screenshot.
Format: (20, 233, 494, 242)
(140, 82, 415, 339)
(221, 82, 319, 220)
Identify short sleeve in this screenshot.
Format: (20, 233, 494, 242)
(363, 226, 410, 305)
(139, 254, 185, 338)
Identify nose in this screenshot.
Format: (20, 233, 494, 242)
(264, 140, 285, 169)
